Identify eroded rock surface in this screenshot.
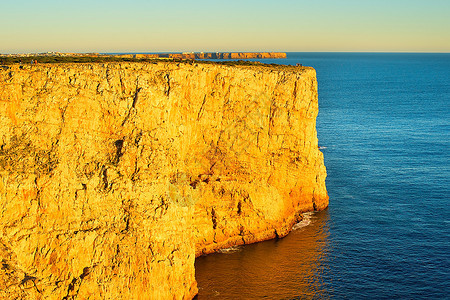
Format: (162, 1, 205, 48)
(0, 62, 327, 299)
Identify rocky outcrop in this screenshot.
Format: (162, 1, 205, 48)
(0, 61, 327, 299)
(228, 52, 286, 59)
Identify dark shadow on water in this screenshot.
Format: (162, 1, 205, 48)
(194, 210, 331, 299)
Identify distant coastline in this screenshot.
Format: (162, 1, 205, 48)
(0, 51, 286, 60)
(0, 52, 288, 66)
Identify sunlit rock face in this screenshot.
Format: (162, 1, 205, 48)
(0, 61, 327, 299)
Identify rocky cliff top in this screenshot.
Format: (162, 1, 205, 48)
(2, 59, 308, 72)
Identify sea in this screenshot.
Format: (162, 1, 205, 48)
(194, 53, 450, 299)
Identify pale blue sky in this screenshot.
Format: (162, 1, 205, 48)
(1, 0, 449, 53)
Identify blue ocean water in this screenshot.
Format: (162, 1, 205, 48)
(194, 53, 450, 299)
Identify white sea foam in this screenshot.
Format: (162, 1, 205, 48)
(292, 212, 314, 230)
(217, 245, 243, 254)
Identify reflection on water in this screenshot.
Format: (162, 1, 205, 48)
(194, 210, 331, 299)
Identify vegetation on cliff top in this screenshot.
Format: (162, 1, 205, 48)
(0, 55, 303, 71)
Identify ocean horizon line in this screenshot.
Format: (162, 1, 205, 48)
(2, 51, 450, 55)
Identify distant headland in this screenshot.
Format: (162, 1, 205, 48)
(127, 52, 287, 59)
(0, 51, 286, 60)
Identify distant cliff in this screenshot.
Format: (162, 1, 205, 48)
(0, 52, 287, 65)
(129, 52, 287, 59)
(0, 61, 327, 299)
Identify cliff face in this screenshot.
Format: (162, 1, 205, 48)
(0, 62, 327, 299)
(229, 52, 286, 59)
(133, 52, 287, 60)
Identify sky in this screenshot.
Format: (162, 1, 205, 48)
(1, 0, 449, 53)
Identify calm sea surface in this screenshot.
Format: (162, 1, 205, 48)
(194, 53, 450, 299)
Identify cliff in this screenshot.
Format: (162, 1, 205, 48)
(127, 52, 287, 60)
(0, 61, 327, 299)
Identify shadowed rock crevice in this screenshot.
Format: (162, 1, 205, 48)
(211, 208, 218, 230)
(164, 73, 171, 97)
(132, 87, 141, 108)
(113, 139, 124, 165)
(121, 86, 142, 126)
(62, 267, 90, 300)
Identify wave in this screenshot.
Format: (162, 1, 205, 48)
(217, 245, 243, 254)
(292, 212, 314, 230)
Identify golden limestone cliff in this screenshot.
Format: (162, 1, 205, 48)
(0, 61, 328, 299)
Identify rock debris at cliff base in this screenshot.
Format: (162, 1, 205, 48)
(0, 61, 327, 299)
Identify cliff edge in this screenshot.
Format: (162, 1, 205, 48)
(0, 61, 327, 299)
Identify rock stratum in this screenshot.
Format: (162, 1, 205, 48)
(0, 61, 328, 299)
